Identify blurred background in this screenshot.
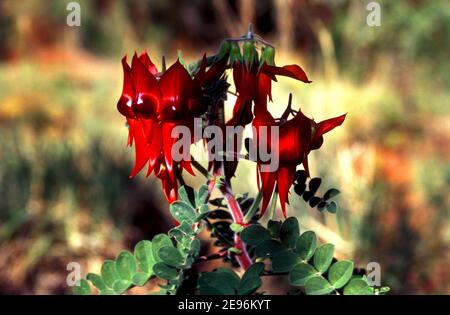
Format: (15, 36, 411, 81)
(0, 0, 448, 294)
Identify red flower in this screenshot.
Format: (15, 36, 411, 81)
(230, 48, 311, 126)
(117, 53, 162, 179)
(220, 45, 311, 180)
(117, 52, 226, 202)
(252, 109, 346, 217)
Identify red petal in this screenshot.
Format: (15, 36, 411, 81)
(181, 160, 195, 176)
(200, 55, 228, 86)
(261, 64, 312, 84)
(128, 118, 152, 178)
(311, 114, 346, 150)
(278, 110, 311, 165)
(162, 122, 176, 179)
(254, 72, 272, 114)
(276, 166, 296, 218)
(158, 60, 193, 120)
(232, 63, 243, 95)
(315, 114, 346, 137)
(131, 54, 160, 117)
(138, 51, 159, 75)
(121, 56, 134, 97)
(157, 167, 178, 203)
(228, 96, 253, 126)
(233, 63, 257, 103)
(144, 118, 162, 175)
(193, 54, 207, 85)
(117, 56, 135, 118)
(302, 156, 310, 178)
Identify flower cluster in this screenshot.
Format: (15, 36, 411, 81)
(117, 35, 346, 217)
(117, 52, 226, 202)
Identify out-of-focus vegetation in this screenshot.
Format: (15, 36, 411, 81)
(0, 0, 448, 294)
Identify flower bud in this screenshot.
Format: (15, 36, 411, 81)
(215, 40, 231, 62)
(229, 42, 242, 65)
(243, 41, 257, 69)
(262, 46, 275, 66)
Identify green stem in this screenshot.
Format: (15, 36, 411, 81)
(267, 190, 278, 221)
(243, 189, 262, 224)
(191, 157, 212, 180)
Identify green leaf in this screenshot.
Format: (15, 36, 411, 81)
(170, 201, 197, 224)
(189, 238, 201, 258)
(237, 262, 264, 295)
(112, 279, 131, 294)
(228, 247, 242, 254)
(323, 188, 340, 200)
(86, 273, 107, 292)
(216, 268, 241, 284)
(132, 272, 150, 286)
(328, 260, 354, 289)
(305, 276, 334, 295)
(237, 277, 262, 295)
(295, 231, 317, 261)
(313, 244, 335, 274)
(196, 184, 209, 206)
(134, 240, 156, 274)
(343, 278, 374, 295)
(198, 204, 209, 214)
(209, 197, 226, 207)
(196, 204, 210, 221)
(280, 217, 300, 248)
(271, 250, 300, 272)
(178, 221, 194, 235)
(308, 178, 322, 195)
(230, 223, 244, 233)
(115, 251, 137, 281)
(73, 279, 91, 295)
(153, 262, 178, 280)
(326, 201, 337, 213)
(157, 246, 184, 267)
(379, 286, 391, 294)
(240, 225, 271, 246)
(198, 268, 240, 295)
(289, 262, 318, 286)
(178, 185, 196, 207)
(101, 260, 120, 289)
(177, 50, 187, 67)
(152, 234, 174, 262)
(255, 239, 286, 258)
(241, 262, 265, 282)
(169, 228, 189, 246)
(267, 220, 282, 238)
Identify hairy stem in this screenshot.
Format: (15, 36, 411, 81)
(219, 183, 252, 270)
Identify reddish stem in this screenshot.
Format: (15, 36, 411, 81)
(219, 184, 253, 270)
(202, 86, 253, 270)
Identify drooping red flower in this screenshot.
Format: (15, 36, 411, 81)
(117, 53, 162, 179)
(117, 52, 226, 202)
(230, 45, 311, 126)
(252, 108, 346, 217)
(221, 44, 312, 180)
